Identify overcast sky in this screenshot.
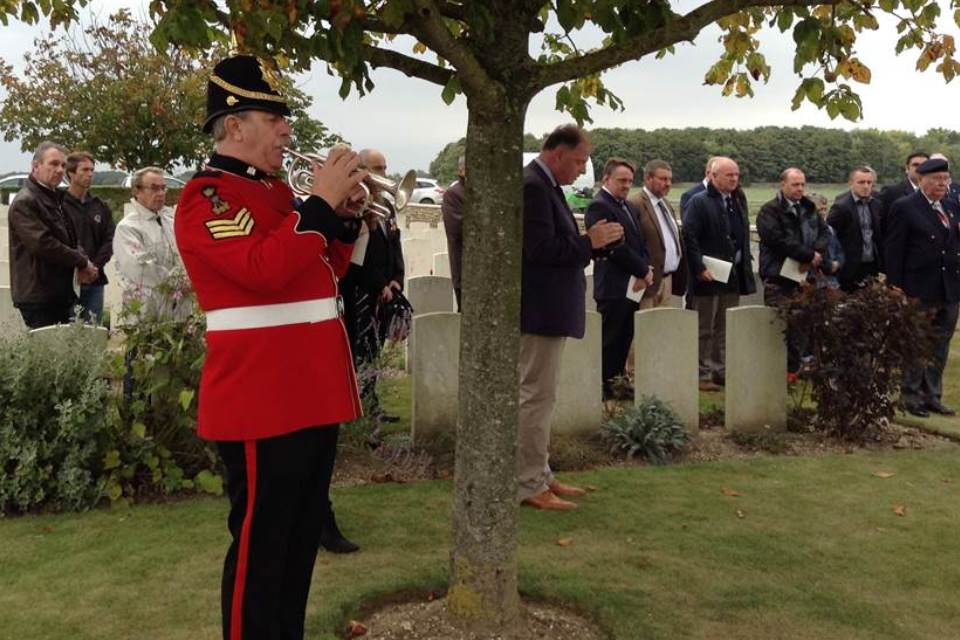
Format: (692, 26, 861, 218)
(0, 1, 957, 174)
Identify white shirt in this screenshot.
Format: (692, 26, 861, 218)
(113, 199, 192, 322)
(644, 187, 682, 274)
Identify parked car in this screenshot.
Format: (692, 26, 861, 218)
(0, 173, 70, 191)
(0, 174, 29, 191)
(121, 174, 187, 189)
(410, 178, 445, 205)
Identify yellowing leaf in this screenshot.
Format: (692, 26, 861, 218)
(721, 487, 742, 497)
(893, 504, 907, 517)
(872, 471, 896, 479)
(412, 41, 427, 55)
(557, 538, 574, 547)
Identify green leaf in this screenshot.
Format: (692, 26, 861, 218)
(879, 0, 899, 12)
(777, 9, 794, 32)
(195, 470, 224, 495)
(132, 422, 147, 439)
(441, 74, 461, 106)
(103, 450, 121, 470)
(179, 389, 195, 411)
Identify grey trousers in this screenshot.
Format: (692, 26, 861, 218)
(902, 301, 959, 405)
(517, 333, 566, 501)
(688, 292, 739, 381)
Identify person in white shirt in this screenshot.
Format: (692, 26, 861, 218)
(113, 167, 192, 321)
(628, 159, 687, 310)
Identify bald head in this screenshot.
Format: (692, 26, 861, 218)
(780, 167, 806, 202)
(359, 148, 387, 177)
(704, 156, 719, 178)
(711, 157, 739, 195)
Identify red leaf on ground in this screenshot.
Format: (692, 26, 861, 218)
(346, 620, 368, 637)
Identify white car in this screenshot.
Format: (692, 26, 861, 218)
(0, 174, 30, 190)
(410, 178, 445, 205)
(121, 174, 187, 189)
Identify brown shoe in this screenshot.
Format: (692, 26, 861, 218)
(521, 490, 577, 511)
(549, 480, 587, 497)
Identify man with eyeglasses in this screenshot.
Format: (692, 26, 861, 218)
(113, 166, 191, 321)
(884, 157, 960, 417)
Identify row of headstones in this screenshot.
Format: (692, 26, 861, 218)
(410, 306, 787, 443)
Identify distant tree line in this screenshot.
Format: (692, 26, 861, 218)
(429, 127, 960, 186)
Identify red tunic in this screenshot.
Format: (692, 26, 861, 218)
(175, 168, 362, 441)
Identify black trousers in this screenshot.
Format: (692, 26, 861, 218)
(902, 302, 959, 405)
(596, 297, 640, 395)
(218, 425, 340, 640)
(840, 261, 879, 293)
(17, 303, 73, 329)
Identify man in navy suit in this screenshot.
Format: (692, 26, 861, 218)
(680, 156, 718, 217)
(827, 166, 884, 291)
(682, 157, 757, 388)
(884, 157, 960, 417)
(520, 125, 623, 510)
(585, 157, 652, 399)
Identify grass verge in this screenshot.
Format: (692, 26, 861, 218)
(3, 449, 959, 640)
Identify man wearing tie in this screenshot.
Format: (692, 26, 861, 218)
(827, 166, 884, 292)
(879, 151, 928, 225)
(682, 157, 757, 389)
(585, 158, 652, 400)
(628, 159, 687, 309)
(884, 157, 960, 417)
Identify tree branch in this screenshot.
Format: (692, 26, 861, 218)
(532, 0, 841, 89)
(407, 0, 498, 100)
(361, 44, 454, 86)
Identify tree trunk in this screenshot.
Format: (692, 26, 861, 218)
(447, 93, 529, 633)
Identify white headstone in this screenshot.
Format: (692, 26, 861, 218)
(0, 260, 8, 287)
(407, 275, 454, 316)
(433, 252, 451, 278)
(0, 285, 24, 333)
(725, 305, 787, 432)
(402, 237, 439, 279)
(584, 273, 595, 313)
(411, 312, 459, 443)
(634, 308, 699, 432)
(28, 324, 110, 350)
(552, 311, 603, 435)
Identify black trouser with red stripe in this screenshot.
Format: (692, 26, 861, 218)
(217, 425, 340, 640)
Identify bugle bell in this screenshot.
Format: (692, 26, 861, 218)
(283, 146, 417, 219)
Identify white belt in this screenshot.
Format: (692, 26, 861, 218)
(206, 297, 339, 331)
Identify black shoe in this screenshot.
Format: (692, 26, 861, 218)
(925, 399, 956, 416)
(904, 402, 930, 418)
(320, 512, 360, 554)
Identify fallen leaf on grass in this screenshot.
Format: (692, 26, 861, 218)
(346, 620, 368, 637)
(721, 487, 741, 497)
(872, 471, 896, 479)
(584, 485, 600, 492)
(556, 537, 574, 547)
(370, 472, 394, 484)
(427, 590, 442, 602)
(736, 509, 746, 519)
(892, 504, 907, 517)
(943, 478, 954, 484)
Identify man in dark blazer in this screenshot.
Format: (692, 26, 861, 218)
(879, 151, 928, 224)
(441, 155, 465, 310)
(520, 125, 623, 511)
(682, 157, 756, 388)
(585, 157, 652, 400)
(680, 156, 718, 217)
(929, 153, 960, 205)
(827, 166, 883, 292)
(884, 157, 960, 417)
(756, 167, 829, 375)
(628, 158, 687, 309)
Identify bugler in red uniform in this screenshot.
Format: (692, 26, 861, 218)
(176, 159, 362, 441)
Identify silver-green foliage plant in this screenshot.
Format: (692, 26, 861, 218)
(0, 323, 113, 513)
(602, 396, 689, 465)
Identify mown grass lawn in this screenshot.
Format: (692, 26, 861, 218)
(3, 448, 959, 640)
